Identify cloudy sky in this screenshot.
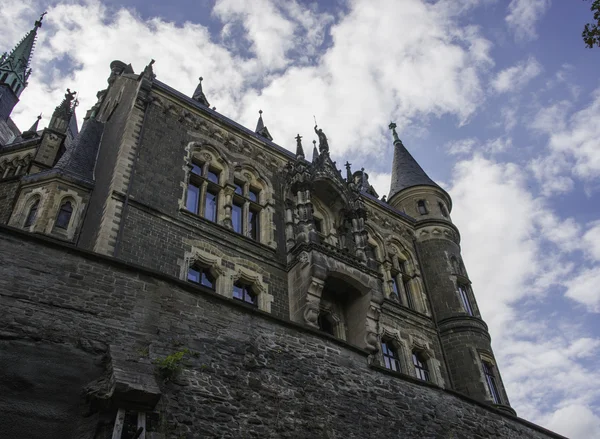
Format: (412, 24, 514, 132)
(2, 0, 600, 436)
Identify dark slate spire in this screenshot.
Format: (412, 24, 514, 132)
(192, 77, 210, 107)
(312, 140, 319, 162)
(388, 122, 440, 200)
(52, 118, 105, 185)
(0, 12, 45, 98)
(295, 134, 304, 159)
(255, 110, 273, 141)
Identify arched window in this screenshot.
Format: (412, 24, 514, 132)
(482, 360, 501, 404)
(412, 351, 430, 381)
(399, 260, 415, 310)
(381, 339, 401, 372)
(187, 264, 215, 290)
(233, 281, 257, 306)
(55, 201, 73, 230)
(417, 200, 428, 215)
(24, 199, 39, 228)
(186, 158, 222, 223)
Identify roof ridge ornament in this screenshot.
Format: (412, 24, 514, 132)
(295, 134, 304, 159)
(255, 109, 273, 141)
(192, 76, 210, 107)
(35, 11, 47, 28)
(388, 121, 401, 144)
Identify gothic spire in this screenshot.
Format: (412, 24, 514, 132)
(21, 114, 42, 139)
(255, 110, 273, 141)
(312, 140, 319, 162)
(388, 122, 440, 201)
(0, 12, 46, 98)
(295, 134, 304, 159)
(192, 76, 210, 107)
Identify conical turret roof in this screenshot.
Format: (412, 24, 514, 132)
(388, 122, 440, 200)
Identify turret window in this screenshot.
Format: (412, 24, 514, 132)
(55, 201, 73, 230)
(399, 261, 415, 310)
(24, 199, 39, 228)
(381, 339, 401, 372)
(412, 351, 430, 381)
(482, 360, 501, 404)
(231, 179, 262, 241)
(417, 200, 428, 215)
(458, 284, 473, 316)
(439, 202, 448, 217)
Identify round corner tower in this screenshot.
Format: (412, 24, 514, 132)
(387, 124, 514, 415)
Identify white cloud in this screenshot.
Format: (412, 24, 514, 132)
(491, 57, 542, 93)
(583, 221, 600, 261)
(446, 138, 477, 155)
(449, 154, 600, 437)
(546, 404, 600, 439)
(564, 267, 600, 313)
(446, 137, 511, 156)
(505, 0, 551, 41)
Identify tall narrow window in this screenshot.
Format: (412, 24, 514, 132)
(417, 200, 428, 215)
(439, 202, 448, 217)
(381, 340, 401, 372)
(249, 208, 259, 240)
(232, 202, 243, 234)
(233, 282, 257, 306)
(187, 264, 215, 290)
(24, 199, 39, 228)
(482, 360, 501, 404)
(318, 312, 335, 336)
(458, 284, 473, 316)
(400, 261, 415, 310)
(55, 201, 73, 230)
(390, 276, 400, 301)
(186, 159, 222, 224)
(412, 351, 430, 381)
(204, 189, 218, 222)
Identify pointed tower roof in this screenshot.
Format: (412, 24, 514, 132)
(20, 114, 42, 139)
(295, 134, 304, 159)
(0, 12, 45, 98)
(388, 122, 440, 200)
(255, 110, 273, 141)
(192, 77, 210, 107)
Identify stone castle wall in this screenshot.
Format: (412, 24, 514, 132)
(0, 225, 564, 439)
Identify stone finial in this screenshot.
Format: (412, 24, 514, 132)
(345, 161, 352, 181)
(312, 140, 319, 162)
(35, 12, 47, 28)
(192, 76, 210, 107)
(255, 110, 273, 141)
(295, 134, 304, 158)
(388, 121, 400, 144)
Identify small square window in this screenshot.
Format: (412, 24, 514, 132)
(418, 200, 428, 215)
(233, 282, 257, 306)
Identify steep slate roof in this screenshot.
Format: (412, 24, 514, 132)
(388, 134, 440, 200)
(52, 118, 104, 184)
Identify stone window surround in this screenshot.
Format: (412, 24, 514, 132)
(46, 191, 85, 241)
(181, 143, 276, 248)
(0, 153, 33, 179)
(450, 275, 478, 318)
(382, 243, 429, 316)
(10, 188, 48, 231)
(477, 351, 504, 405)
(180, 246, 273, 313)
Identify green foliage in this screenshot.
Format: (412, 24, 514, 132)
(583, 0, 600, 48)
(154, 348, 191, 380)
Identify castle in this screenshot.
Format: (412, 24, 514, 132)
(0, 15, 564, 439)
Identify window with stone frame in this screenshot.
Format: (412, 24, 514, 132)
(233, 281, 257, 307)
(24, 198, 40, 228)
(317, 311, 336, 336)
(390, 274, 401, 302)
(458, 283, 474, 316)
(417, 199, 428, 215)
(111, 409, 160, 439)
(439, 201, 449, 218)
(412, 350, 430, 381)
(54, 200, 74, 230)
(185, 159, 222, 223)
(187, 263, 216, 290)
(482, 359, 502, 404)
(399, 260, 416, 310)
(381, 339, 402, 372)
(231, 177, 263, 241)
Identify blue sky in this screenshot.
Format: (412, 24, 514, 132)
(2, 0, 599, 436)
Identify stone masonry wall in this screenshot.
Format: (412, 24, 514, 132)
(0, 226, 564, 439)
